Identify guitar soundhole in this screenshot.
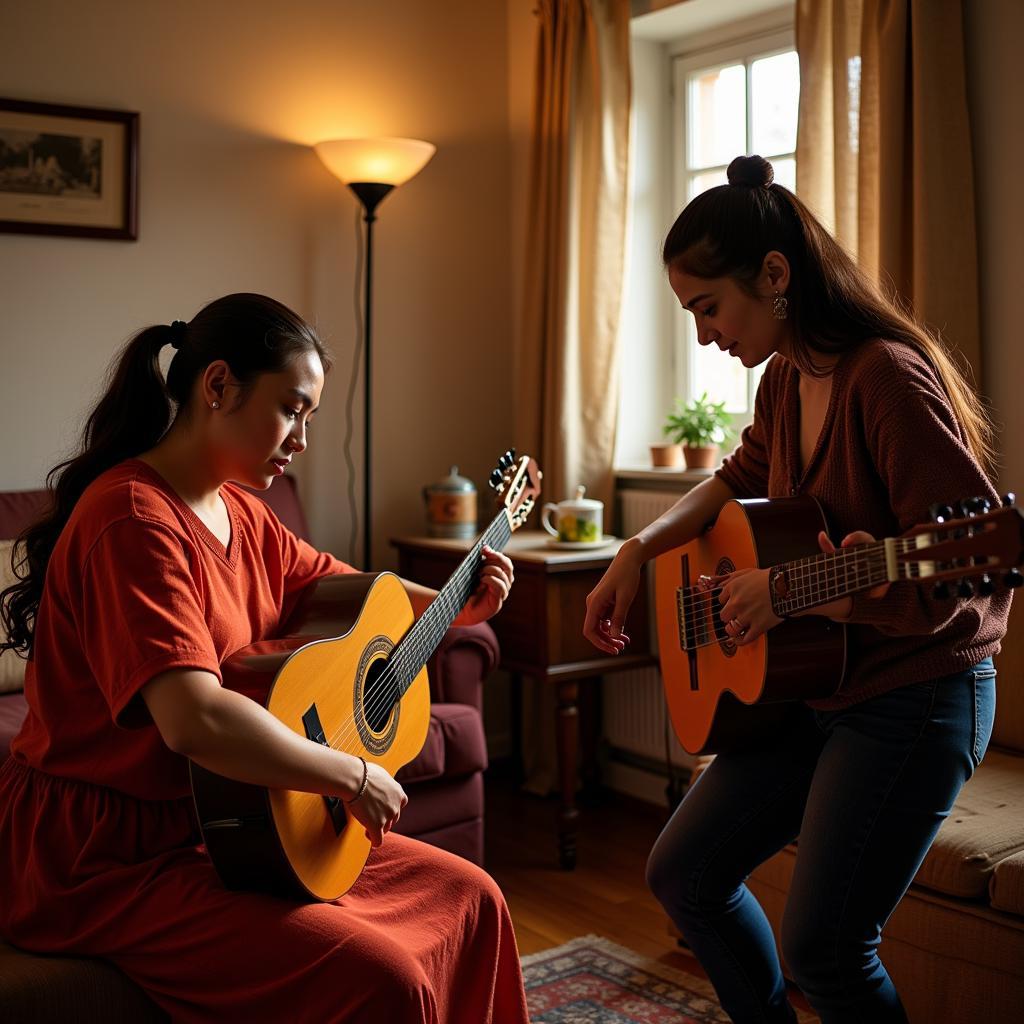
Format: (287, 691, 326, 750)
(354, 636, 401, 756)
(363, 659, 399, 733)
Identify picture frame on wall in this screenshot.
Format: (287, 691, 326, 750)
(0, 97, 139, 241)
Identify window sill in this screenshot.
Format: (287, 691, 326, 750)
(614, 464, 718, 486)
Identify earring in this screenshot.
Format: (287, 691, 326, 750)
(211, 401, 221, 410)
(772, 291, 789, 320)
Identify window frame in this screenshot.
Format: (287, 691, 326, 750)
(669, 26, 797, 425)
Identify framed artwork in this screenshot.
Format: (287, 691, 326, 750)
(0, 97, 139, 240)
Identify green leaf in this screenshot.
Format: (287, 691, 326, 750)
(662, 391, 736, 446)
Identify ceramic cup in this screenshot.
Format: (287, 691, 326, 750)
(541, 485, 603, 543)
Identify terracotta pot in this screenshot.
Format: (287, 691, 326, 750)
(683, 444, 719, 469)
(649, 442, 684, 468)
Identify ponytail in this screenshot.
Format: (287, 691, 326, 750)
(1, 293, 330, 656)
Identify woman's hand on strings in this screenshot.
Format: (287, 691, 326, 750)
(345, 761, 407, 848)
(455, 546, 515, 626)
(714, 568, 783, 646)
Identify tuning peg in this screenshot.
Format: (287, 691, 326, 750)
(930, 503, 954, 523)
(977, 497, 991, 514)
(959, 497, 985, 517)
(956, 578, 976, 598)
(488, 469, 503, 490)
(977, 574, 996, 596)
(499, 452, 514, 469)
(932, 580, 953, 600)
(1003, 568, 1024, 589)
(1002, 492, 1017, 508)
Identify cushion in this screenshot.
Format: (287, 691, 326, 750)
(396, 703, 487, 785)
(913, 749, 1024, 899)
(0, 939, 166, 1022)
(0, 539, 27, 694)
(990, 848, 1024, 916)
(0, 490, 49, 542)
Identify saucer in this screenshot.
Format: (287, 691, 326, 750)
(545, 535, 618, 550)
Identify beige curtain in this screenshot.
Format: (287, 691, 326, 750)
(515, 0, 631, 795)
(516, 0, 632, 517)
(796, 0, 981, 378)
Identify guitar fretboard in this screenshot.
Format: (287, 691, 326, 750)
(677, 534, 937, 651)
(388, 512, 513, 694)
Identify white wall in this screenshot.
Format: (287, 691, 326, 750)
(0, 0, 519, 571)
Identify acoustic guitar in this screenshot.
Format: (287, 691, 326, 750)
(190, 451, 542, 901)
(655, 494, 1023, 755)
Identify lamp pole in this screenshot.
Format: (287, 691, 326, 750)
(313, 138, 434, 570)
(348, 182, 394, 571)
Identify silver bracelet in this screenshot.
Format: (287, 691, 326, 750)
(346, 755, 368, 804)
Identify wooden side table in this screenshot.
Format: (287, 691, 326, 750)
(391, 530, 655, 868)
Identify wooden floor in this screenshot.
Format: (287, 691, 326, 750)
(484, 768, 815, 1016)
(484, 770, 685, 962)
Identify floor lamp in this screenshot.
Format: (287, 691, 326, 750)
(314, 137, 435, 569)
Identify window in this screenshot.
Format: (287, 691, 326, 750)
(672, 32, 800, 420)
(615, 6, 799, 469)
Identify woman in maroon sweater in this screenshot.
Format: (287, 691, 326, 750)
(584, 156, 1011, 1023)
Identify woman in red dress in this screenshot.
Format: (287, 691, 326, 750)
(0, 293, 529, 1023)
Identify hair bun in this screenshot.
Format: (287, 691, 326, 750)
(727, 155, 774, 188)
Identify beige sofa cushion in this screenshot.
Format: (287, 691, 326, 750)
(990, 848, 1024, 915)
(913, 749, 1024, 899)
(0, 539, 27, 694)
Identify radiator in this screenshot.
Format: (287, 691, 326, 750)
(604, 488, 695, 799)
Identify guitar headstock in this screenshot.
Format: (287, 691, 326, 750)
(488, 449, 542, 532)
(900, 493, 1024, 597)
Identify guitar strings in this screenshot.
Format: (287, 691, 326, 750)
(675, 539, 923, 649)
(323, 535, 491, 752)
(321, 546, 482, 755)
(322, 516, 512, 756)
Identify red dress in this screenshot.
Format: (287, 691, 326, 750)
(0, 460, 528, 1023)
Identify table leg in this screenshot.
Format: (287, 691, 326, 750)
(556, 678, 579, 870)
(578, 676, 603, 804)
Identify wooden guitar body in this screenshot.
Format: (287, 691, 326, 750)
(655, 497, 847, 755)
(190, 572, 431, 901)
(189, 450, 543, 903)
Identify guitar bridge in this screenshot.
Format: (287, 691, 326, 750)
(676, 587, 690, 651)
(302, 703, 348, 836)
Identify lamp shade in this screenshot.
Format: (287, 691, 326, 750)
(314, 137, 435, 186)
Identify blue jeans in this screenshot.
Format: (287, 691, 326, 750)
(646, 659, 996, 1024)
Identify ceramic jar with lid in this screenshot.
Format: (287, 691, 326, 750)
(423, 466, 477, 539)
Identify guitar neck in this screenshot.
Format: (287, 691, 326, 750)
(770, 534, 931, 616)
(392, 511, 513, 694)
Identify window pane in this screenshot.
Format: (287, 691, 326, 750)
(771, 156, 795, 191)
(751, 51, 799, 155)
(688, 168, 728, 201)
(689, 64, 745, 169)
(690, 324, 749, 413)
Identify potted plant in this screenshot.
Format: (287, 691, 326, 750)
(660, 392, 735, 469)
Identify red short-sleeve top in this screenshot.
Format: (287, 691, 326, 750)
(10, 459, 354, 800)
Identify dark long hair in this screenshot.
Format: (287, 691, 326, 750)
(1, 292, 331, 656)
(663, 155, 995, 475)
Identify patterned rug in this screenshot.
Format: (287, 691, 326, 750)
(522, 935, 816, 1023)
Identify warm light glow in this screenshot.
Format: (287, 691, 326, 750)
(313, 137, 435, 186)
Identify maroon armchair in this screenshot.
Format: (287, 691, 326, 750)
(0, 475, 497, 1021)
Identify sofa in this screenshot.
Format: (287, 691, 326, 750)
(684, 610, 1024, 1021)
(0, 475, 499, 1021)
